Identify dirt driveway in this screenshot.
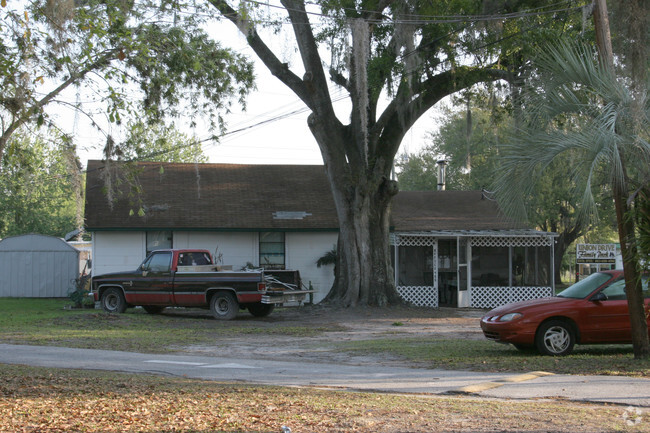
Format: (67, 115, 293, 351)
(179, 305, 487, 366)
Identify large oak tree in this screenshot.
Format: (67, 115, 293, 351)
(205, 0, 588, 305)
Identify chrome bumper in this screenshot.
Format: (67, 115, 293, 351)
(261, 290, 314, 305)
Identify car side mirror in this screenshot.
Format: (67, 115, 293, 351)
(591, 292, 608, 302)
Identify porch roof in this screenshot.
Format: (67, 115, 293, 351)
(391, 190, 527, 232)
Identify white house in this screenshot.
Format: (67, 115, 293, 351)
(84, 160, 557, 308)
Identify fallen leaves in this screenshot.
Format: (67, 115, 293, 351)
(0, 364, 642, 433)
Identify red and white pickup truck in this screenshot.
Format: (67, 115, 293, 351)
(91, 249, 311, 320)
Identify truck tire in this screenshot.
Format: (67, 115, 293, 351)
(210, 291, 238, 320)
(247, 303, 275, 318)
(101, 288, 127, 314)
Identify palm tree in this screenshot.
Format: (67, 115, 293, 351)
(316, 247, 338, 274)
(495, 40, 650, 358)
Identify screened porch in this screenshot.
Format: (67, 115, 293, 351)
(392, 231, 557, 309)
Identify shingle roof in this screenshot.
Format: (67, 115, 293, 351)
(84, 160, 338, 231)
(391, 190, 523, 231)
(84, 160, 522, 232)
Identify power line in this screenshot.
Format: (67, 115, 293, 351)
(240, 0, 585, 25)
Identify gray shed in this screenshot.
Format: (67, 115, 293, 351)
(0, 234, 80, 297)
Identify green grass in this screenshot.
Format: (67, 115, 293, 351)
(0, 298, 339, 353)
(335, 337, 650, 376)
(2, 298, 649, 377)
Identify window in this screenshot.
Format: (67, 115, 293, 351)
(259, 232, 285, 270)
(178, 252, 212, 266)
(472, 246, 509, 286)
(143, 251, 172, 273)
(601, 278, 626, 300)
(472, 245, 551, 287)
(512, 246, 551, 286)
(147, 231, 172, 255)
(397, 246, 433, 286)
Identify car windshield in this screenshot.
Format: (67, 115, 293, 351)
(557, 272, 613, 299)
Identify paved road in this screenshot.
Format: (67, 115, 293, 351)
(1, 344, 649, 407)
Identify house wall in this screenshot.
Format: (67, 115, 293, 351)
(173, 232, 257, 269)
(91, 230, 337, 304)
(286, 232, 337, 304)
(92, 232, 146, 275)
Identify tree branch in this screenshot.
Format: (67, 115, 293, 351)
(206, 0, 316, 108)
(280, 0, 335, 112)
(0, 49, 119, 162)
(373, 66, 511, 161)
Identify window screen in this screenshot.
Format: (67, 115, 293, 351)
(147, 231, 172, 255)
(259, 232, 285, 270)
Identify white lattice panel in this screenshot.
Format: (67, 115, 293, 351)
(470, 286, 553, 309)
(394, 236, 437, 247)
(397, 286, 438, 307)
(471, 237, 552, 247)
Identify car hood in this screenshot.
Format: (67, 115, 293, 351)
(484, 296, 574, 317)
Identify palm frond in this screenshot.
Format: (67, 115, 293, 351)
(495, 38, 649, 230)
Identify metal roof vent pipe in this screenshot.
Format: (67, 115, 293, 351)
(437, 159, 449, 191)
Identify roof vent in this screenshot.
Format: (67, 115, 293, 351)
(273, 211, 312, 220)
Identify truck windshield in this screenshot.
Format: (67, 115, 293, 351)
(557, 272, 613, 299)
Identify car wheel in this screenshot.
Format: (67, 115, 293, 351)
(142, 306, 165, 314)
(210, 291, 238, 320)
(101, 288, 127, 314)
(247, 303, 275, 317)
(535, 320, 575, 356)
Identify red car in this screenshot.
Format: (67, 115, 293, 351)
(480, 270, 650, 356)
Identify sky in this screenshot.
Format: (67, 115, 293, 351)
(52, 8, 438, 168)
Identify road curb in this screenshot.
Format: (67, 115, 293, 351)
(450, 371, 555, 395)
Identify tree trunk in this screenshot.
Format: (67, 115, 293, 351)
(553, 227, 584, 285)
(318, 138, 401, 307)
(613, 184, 650, 359)
(331, 186, 401, 306)
(553, 237, 569, 286)
(593, 0, 648, 359)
